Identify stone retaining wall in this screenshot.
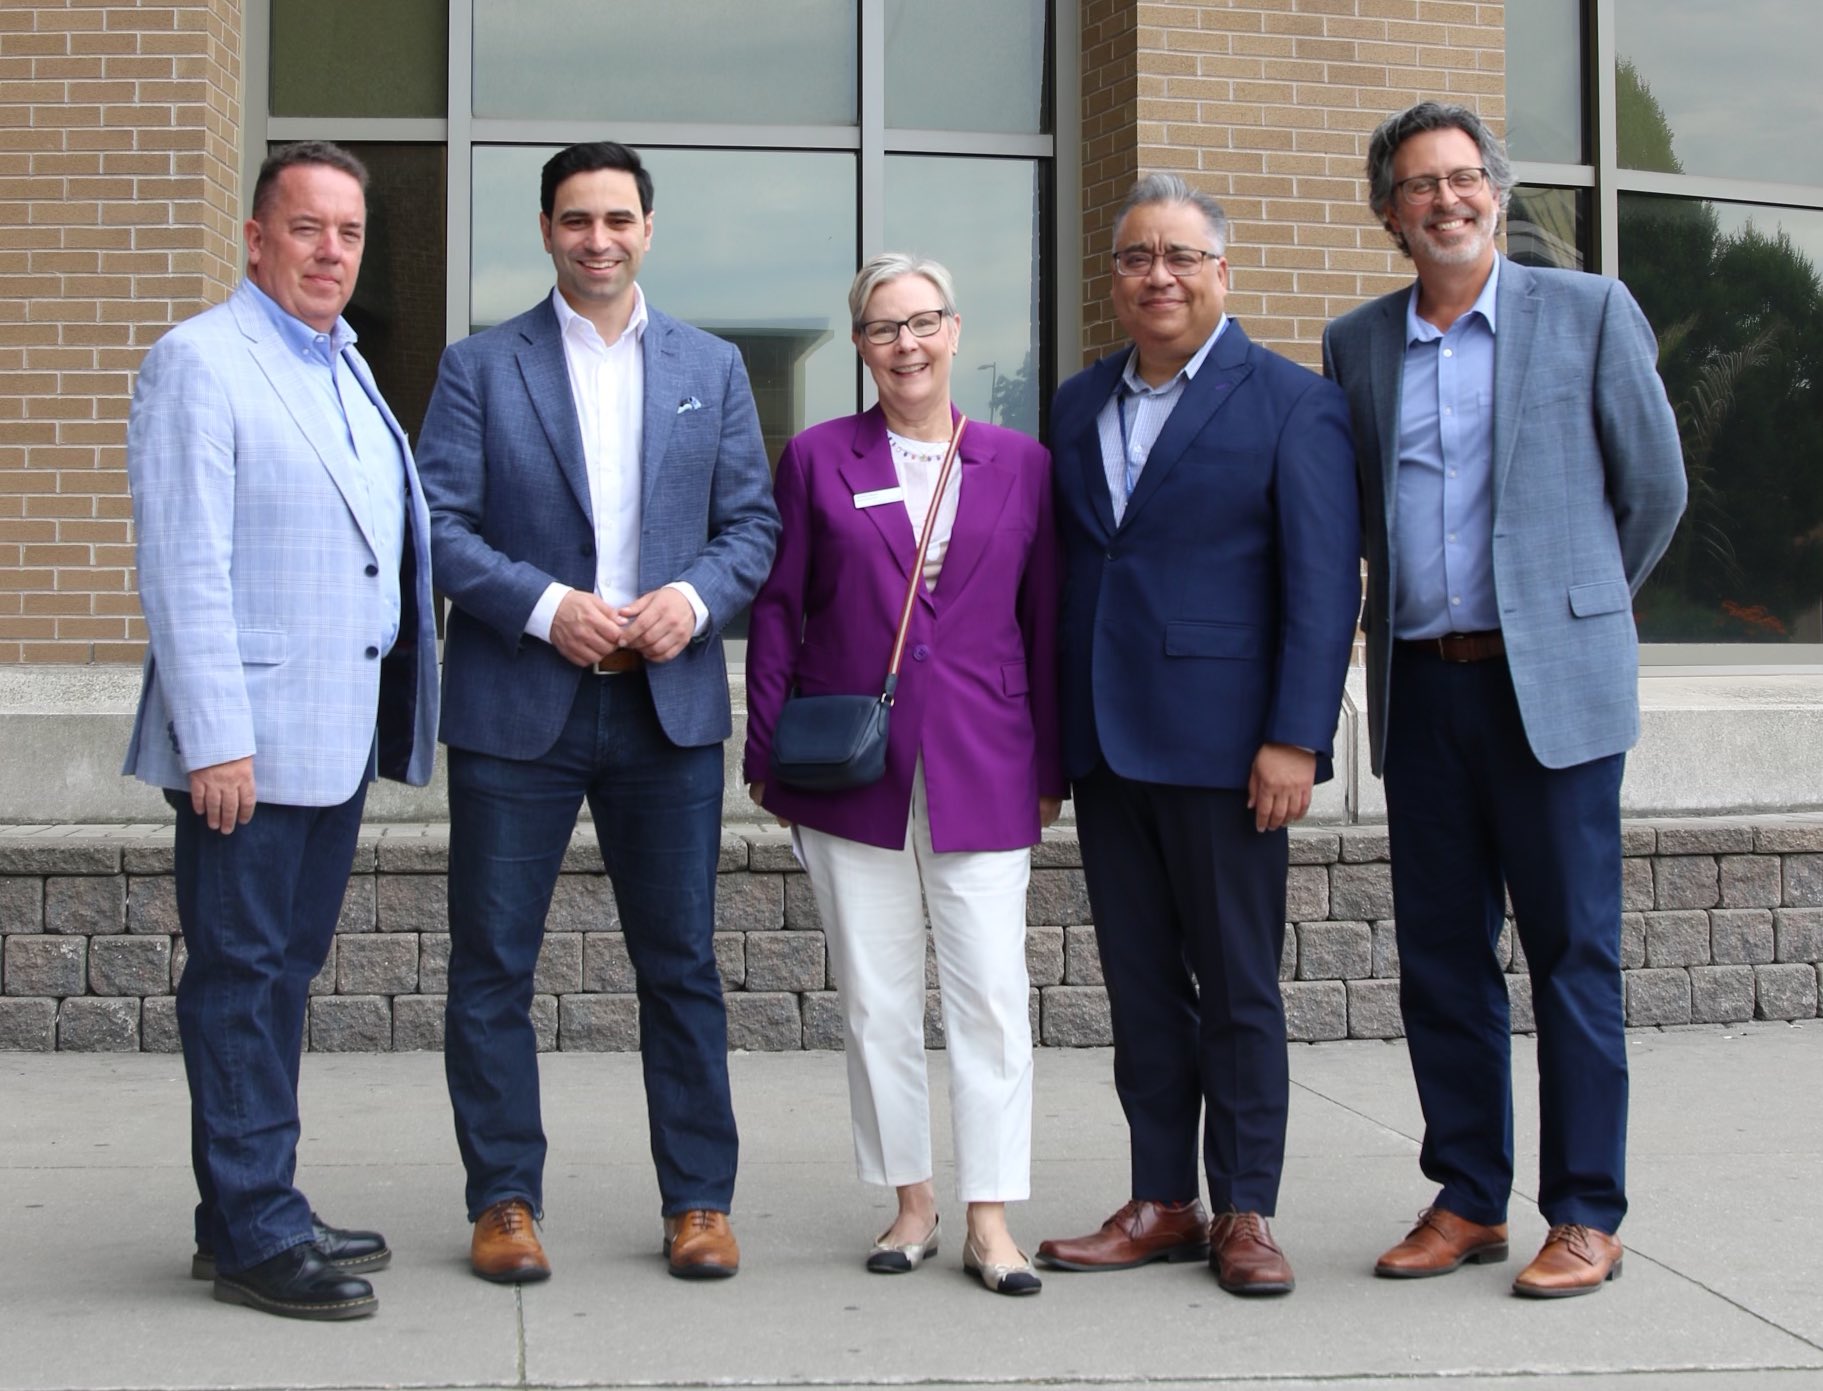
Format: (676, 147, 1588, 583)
(3, 818, 1821, 1052)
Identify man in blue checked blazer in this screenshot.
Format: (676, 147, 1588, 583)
(124, 142, 439, 1321)
(415, 141, 778, 1285)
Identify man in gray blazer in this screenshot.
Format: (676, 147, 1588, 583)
(416, 141, 778, 1285)
(125, 142, 440, 1321)
(1322, 103, 1685, 1299)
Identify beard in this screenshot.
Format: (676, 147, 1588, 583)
(1406, 201, 1497, 267)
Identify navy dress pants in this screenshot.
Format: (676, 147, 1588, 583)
(169, 781, 368, 1275)
(443, 671, 736, 1221)
(1383, 648, 1628, 1234)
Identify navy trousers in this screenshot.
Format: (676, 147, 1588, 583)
(443, 671, 736, 1221)
(169, 781, 368, 1274)
(1383, 648, 1628, 1234)
(1073, 765, 1290, 1215)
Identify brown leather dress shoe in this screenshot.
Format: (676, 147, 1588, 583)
(470, 1199, 551, 1284)
(1374, 1206, 1510, 1278)
(664, 1209, 739, 1280)
(1208, 1210, 1294, 1296)
(1036, 1199, 1210, 1271)
(1512, 1223, 1622, 1298)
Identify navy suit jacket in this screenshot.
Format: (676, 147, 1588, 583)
(1052, 321, 1361, 790)
(416, 296, 780, 758)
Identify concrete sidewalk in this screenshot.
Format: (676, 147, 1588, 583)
(2, 1027, 1820, 1391)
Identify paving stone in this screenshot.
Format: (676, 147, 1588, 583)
(1026, 924, 1064, 986)
(1298, 921, 1370, 980)
(418, 933, 451, 994)
(548, 875, 618, 933)
(783, 874, 821, 931)
(1032, 829, 1082, 868)
(125, 876, 178, 935)
(717, 829, 750, 873)
(1689, 966, 1756, 1024)
(1710, 909, 1774, 966)
(5, 936, 85, 997)
(1620, 858, 1654, 913)
(0, 998, 56, 1051)
(559, 994, 640, 1051)
(1028, 987, 1041, 1041)
(714, 932, 745, 989)
(533, 933, 584, 995)
(88, 935, 171, 995)
(1346, 978, 1402, 1038)
(1288, 832, 1339, 865)
(1506, 974, 1535, 1033)
(532, 994, 558, 1052)
(717, 875, 783, 932)
(44, 876, 125, 935)
(121, 838, 176, 874)
(1619, 913, 1646, 970)
(1619, 825, 1657, 856)
(140, 995, 180, 1053)
(1286, 865, 1329, 922)
(1654, 857, 1718, 910)
(172, 937, 187, 990)
(376, 875, 445, 934)
(1495, 922, 1514, 972)
(1644, 910, 1710, 967)
(344, 837, 378, 873)
(1330, 863, 1393, 920)
(802, 991, 844, 1049)
(337, 934, 419, 995)
(1282, 981, 1347, 1042)
(561, 834, 606, 873)
(1338, 829, 1390, 863)
(1061, 925, 1099, 986)
(745, 931, 825, 993)
(924, 989, 945, 1050)
(1775, 908, 1823, 964)
(392, 995, 446, 1052)
(1041, 985, 1111, 1046)
(309, 941, 335, 996)
(58, 997, 139, 1051)
(1755, 822, 1823, 853)
(1655, 822, 1754, 855)
(1508, 923, 1528, 975)
(0, 878, 44, 934)
(309, 996, 391, 1052)
(582, 933, 636, 994)
(1754, 964, 1820, 1021)
(1719, 856, 1782, 909)
(373, 834, 450, 874)
(1026, 868, 1093, 925)
(923, 935, 940, 990)
(1279, 929, 1296, 982)
(727, 992, 800, 1050)
(1784, 855, 1823, 908)
(0, 843, 118, 875)
(1372, 921, 1400, 978)
(1625, 969, 1691, 1026)
(337, 876, 376, 933)
(742, 828, 795, 872)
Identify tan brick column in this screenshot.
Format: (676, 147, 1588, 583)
(0, 1, 242, 665)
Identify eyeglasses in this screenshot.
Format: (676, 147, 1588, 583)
(1112, 247, 1222, 278)
(1392, 167, 1491, 206)
(858, 309, 949, 345)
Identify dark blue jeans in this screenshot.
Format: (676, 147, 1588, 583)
(169, 782, 368, 1274)
(443, 672, 736, 1221)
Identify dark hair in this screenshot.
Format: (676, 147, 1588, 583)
(1111, 172, 1229, 255)
(251, 141, 369, 220)
(540, 141, 654, 219)
(1365, 102, 1514, 253)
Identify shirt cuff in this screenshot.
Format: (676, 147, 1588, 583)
(527, 583, 569, 643)
(667, 581, 710, 638)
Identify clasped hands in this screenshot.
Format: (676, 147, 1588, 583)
(549, 587, 694, 666)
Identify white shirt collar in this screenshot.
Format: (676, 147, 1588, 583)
(550, 283, 648, 350)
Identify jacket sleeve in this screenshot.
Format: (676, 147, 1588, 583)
(740, 433, 812, 782)
(1018, 444, 1067, 799)
(1593, 279, 1688, 592)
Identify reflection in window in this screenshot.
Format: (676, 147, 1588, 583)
(884, 0, 1050, 135)
(883, 156, 1045, 437)
(1505, 187, 1586, 271)
(471, 0, 856, 125)
(1504, 0, 1583, 164)
(1622, 194, 1823, 644)
(271, 0, 448, 119)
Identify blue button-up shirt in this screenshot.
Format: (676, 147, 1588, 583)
(1095, 316, 1228, 524)
(1393, 258, 1500, 639)
(246, 280, 406, 654)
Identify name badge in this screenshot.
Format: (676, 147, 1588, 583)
(853, 486, 906, 509)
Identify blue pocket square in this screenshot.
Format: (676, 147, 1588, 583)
(677, 396, 704, 414)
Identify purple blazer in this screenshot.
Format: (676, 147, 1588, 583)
(743, 406, 1064, 852)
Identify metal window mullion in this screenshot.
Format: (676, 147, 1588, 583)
(1592, 0, 1619, 275)
(447, 0, 475, 345)
(242, 1, 270, 221)
(466, 120, 863, 151)
(858, 0, 885, 413)
(265, 117, 449, 142)
(1052, 0, 1081, 400)
(881, 130, 1052, 158)
(1510, 161, 1595, 189)
(1612, 168, 1823, 213)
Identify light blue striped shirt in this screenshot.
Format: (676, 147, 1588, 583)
(1096, 316, 1228, 524)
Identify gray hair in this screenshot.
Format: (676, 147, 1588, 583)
(251, 141, 368, 220)
(1111, 173, 1229, 255)
(1366, 101, 1514, 250)
(848, 253, 959, 330)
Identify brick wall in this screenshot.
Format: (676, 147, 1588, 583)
(0, 1, 241, 665)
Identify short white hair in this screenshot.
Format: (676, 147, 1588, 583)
(848, 253, 958, 329)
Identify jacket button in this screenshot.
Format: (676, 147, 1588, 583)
(912, 645, 929, 661)
(364, 563, 379, 577)
(365, 646, 380, 659)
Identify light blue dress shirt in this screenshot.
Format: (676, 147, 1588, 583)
(1096, 316, 1228, 524)
(1393, 258, 1501, 640)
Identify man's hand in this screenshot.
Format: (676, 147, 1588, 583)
(747, 781, 791, 829)
(1247, 743, 1315, 832)
(549, 590, 626, 666)
(1040, 796, 1064, 829)
(189, 756, 256, 835)
(618, 587, 696, 663)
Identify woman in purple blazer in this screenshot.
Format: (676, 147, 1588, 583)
(744, 254, 1064, 1295)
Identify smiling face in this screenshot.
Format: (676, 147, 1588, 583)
(853, 273, 959, 433)
(244, 163, 366, 334)
(1110, 200, 1228, 378)
(1384, 126, 1499, 273)
(541, 167, 653, 329)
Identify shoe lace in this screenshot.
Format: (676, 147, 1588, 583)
(1545, 1223, 1597, 1264)
(1212, 1210, 1269, 1246)
(485, 1201, 530, 1237)
(683, 1210, 715, 1234)
(1108, 1199, 1147, 1234)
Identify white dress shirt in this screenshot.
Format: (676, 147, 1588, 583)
(887, 428, 961, 588)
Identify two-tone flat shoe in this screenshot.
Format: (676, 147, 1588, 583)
(866, 1214, 939, 1273)
(962, 1235, 1042, 1295)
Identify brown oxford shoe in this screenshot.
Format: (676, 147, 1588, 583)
(664, 1209, 739, 1280)
(1374, 1206, 1510, 1278)
(1208, 1210, 1295, 1296)
(1036, 1198, 1211, 1271)
(1512, 1223, 1622, 1298)
(470, 1199, 550, 1284)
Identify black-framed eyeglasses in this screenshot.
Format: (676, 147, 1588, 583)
(1392, 167, 1490, 206)
(858, 309, 949, 345)
(1112, 247, 1222, 278)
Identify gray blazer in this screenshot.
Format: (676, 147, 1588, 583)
(1322, 255, 1687, 773)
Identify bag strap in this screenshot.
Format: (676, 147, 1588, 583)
(881, 414, 966, 705)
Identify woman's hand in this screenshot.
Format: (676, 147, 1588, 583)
(748, 782, 791, 829)
(1039, 796, 1063, 829)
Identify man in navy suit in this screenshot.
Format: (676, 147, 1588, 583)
(1039, 175, 1360, 1295)
(1323, 103, 1685, 1298)
(416, 142, 779, 1284)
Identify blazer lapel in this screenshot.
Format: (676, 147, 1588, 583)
(640, 311, 680, 513)
(1072, 355, 1123, 539)
(1367, 292, 1407, 541)
(1490, 256, 1537, 509)
(516, 300, 595, 526)
(838, 407, 919, 584)
(1120, 321, 1253, 528)
(930, 426, 1012, 605)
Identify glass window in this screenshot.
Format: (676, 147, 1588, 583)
(882, 155, 1045, 436)
(271, 0, 448, 119)
(1621, 193, 1823, 644)
(884, 0, 1050, 135)
(1505, 186, 1587, 271)
(1615, 0, 1823, 185)
(471, 0, 856, 126)
(1504, 0, 1583, 165)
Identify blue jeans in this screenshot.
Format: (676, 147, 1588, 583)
(169, 783, 368, 1274)
(443, 672, 736, 1221)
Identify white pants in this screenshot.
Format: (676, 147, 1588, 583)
(796, 763, 1034, 1202)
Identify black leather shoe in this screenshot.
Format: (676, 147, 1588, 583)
(192, 1212, 391, 1281)
(212, 1243, 377, 1321)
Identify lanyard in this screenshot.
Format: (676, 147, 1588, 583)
(1115, 386, 1144, 506)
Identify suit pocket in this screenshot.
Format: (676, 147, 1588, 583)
(1567, 579, 1630, 618)
(237, 629, 287, 665)
(1001, 661, 1029, 697)
(1164, 620, 1262, 659)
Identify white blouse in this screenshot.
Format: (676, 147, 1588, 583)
(887, 428, 962, 588)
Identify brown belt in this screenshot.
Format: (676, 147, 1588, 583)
(597, 649, 644, 674)
(1396, 630, 1505, 663)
